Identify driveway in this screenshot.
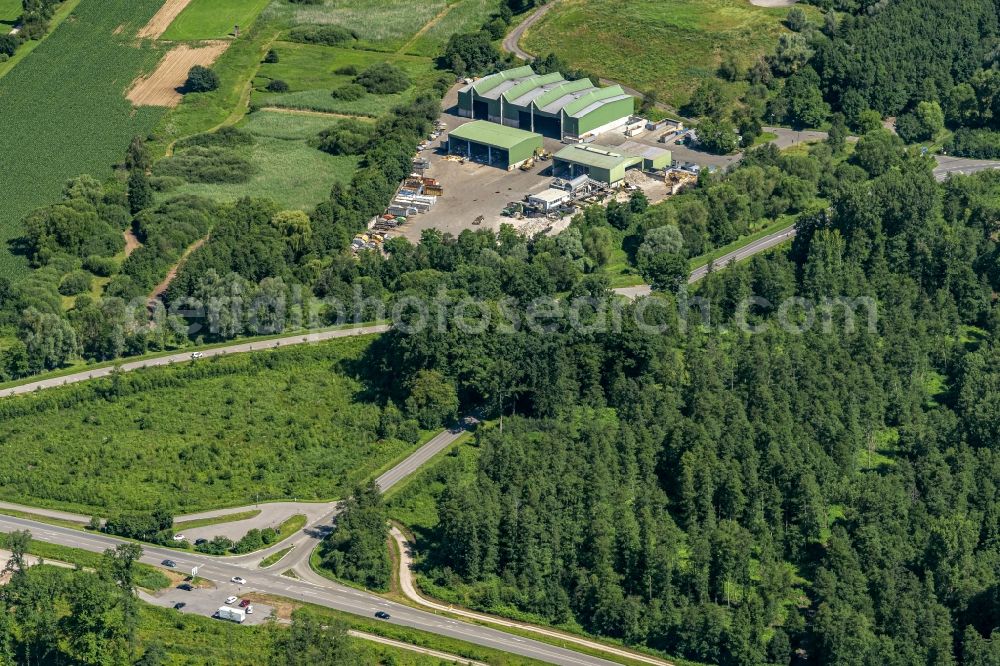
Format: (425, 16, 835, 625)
(176, 501, 333, 543)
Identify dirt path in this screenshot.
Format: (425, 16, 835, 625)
(396, 3, 455, 56)
(389, 526, 677, 666)
(501, 1, 559, 61)
(123, 229, 142, 258)
(259, 106, 373, 121)
(148, 236, 206, 304)
(137, 0, 195, 39)
(128, 42, 231, 107)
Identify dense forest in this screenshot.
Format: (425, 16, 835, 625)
(345, 138, 1000, 665)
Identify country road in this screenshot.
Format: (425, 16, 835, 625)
(2, 324, 390, 398)
(0, 512, 621, 666)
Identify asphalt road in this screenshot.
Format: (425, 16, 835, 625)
(0, 513, 620, 666)
(933, 155, 1000, 181)
(2, 324, 389, 398)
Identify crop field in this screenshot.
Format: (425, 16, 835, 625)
(0, 0, 167, 280)
(164, 109, 360, 209)
(161, 0, 272, 41)
(253, 42, 437, 115)
(0, 336, 422, 514)
(522, 0, 800, 106)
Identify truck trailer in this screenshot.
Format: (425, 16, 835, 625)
(217, 606, 246, 623)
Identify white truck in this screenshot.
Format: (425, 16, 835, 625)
(216, 606, 246, 623)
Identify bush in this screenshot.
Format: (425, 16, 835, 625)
(266, 79, 290, 93)
(149, 175, 185, 192)
(0, 34, 18, 58)
(334, 65, 358, 76)
(59, 270, 93, 296)
(185, 65, 219, 93)
(313, 119, 374, 156)
(83, 255, 117, 277)
(354, 63, 410, 94)
(331, 83, 366, 101)
(946, 129, 1000, 159)
(287, 25, 356, 46)
(154, 147, 255, 184)
(263, 49, 279, 64)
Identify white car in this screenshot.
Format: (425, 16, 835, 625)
(225, 596, 238, 605)
(172, 534, 186, 542)
(246, 605, 254, 614)
(191, 352, 204, 360)
(231, 576, 246, 585)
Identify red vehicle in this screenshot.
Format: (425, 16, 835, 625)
(238, 599, 251, 608)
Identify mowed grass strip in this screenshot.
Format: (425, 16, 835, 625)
(0, 336, 421, 515)
(161, 0, 272, 41)
(0, 0, 167, 280)
(522, 0, 796, 107)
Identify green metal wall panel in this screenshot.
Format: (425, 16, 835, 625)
(575, 97, 635, 135)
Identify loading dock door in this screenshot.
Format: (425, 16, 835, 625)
(473, 100, 490, 120)
(531, 114, 562, 139)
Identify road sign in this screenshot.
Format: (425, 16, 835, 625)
(191, 566, 199, 578)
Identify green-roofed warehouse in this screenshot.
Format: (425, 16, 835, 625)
(457, 66, 634, 140)
(448, 120, 543, 170)
(553, 144, 642, 185)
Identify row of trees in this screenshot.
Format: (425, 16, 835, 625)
(0, 0, 63, 61)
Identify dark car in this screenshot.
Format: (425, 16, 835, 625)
(177, 583, 193, 591)
(161, 559, 177, 568)
(173, 602, 186, 610)
(374, 611, 391, 620)
(194, 538, 207, 546)
(239, 599, 251, 608)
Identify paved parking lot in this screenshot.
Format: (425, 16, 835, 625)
(141, 578, 274, 626)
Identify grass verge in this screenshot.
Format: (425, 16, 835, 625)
(259, 546, 293, 568)
(174, 509, 261, 530)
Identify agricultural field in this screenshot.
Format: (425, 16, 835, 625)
(522, 0, 803, 107)
(0, 336, 423, 514)
(161, 0, 273, 41)
(0, 0, 167, 280)
(253, 42, 438, 115)
(162, 109, 361, 209)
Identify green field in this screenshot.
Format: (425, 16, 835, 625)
(0, 0, 20, 24)
(164, 110, 360, 209)
(403, 0, 500, 56)
(0, 336, 423, 514)
(253, 42, 437, 115)
(161, 0, 272, 41)
(0, 0, 166, 280)
(274, 0, 446, 52)
(522, 0, 800, 107)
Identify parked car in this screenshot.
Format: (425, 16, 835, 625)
(161, 559, 177, 568)
(375, 611, 391, 620)
(177, 584, 193, 591)
(239, 599, 251, 608)
(231, 576, 246, 585)
(172, 534, 186, 542)
(246, 605, 254, 614)
(191, 352, 204, 360)
(173, 602, 186, 610)
(194, 538, 207, 546)
(225, 596, 238, 605)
